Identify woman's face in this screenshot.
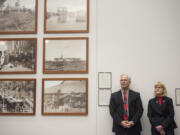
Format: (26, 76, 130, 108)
(155, 85, 164, 96)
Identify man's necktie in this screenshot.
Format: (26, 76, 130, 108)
(123, 91, 128, 120)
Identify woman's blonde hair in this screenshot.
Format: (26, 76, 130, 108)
(154, 82, 168, 97)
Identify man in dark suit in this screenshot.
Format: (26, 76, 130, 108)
(109, 74, 143, 135)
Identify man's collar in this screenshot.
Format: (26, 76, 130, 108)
(121, 89, 129, 93)
(121, 89, 129, 91)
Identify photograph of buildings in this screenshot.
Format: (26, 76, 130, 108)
(42, 79, 88, 115)
(0, 39, 36, 73)
(0, 79, 36, 114)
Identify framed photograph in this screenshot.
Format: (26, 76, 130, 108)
(98, 89, 111, 106)
(44, 0, 89, 33)
(0, 0, 38, 34)
(175, 88, 180, 106)
(42, 78, 88, 115)
(0, 79, 36, 115)
(43, 37, 88, 74)
(98, 72, 112, 89)
(0, 38, 37, 74)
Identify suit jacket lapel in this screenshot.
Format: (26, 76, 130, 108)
(161, 97, 167, 109)
(128, 90, 132, 107)
(116, 90, 124, 113)
(128, 90, 133, 114)
(118, 90, 123, 104)
(154, 98, 160, 107)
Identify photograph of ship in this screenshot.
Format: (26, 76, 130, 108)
(45, 0, 88, 32)
(0, 39, 36, 74)
(0, 0, 37, 33)
(42, 78, 88, 115)
(0, 79, 36, 115)
(43, 38, 88, 74)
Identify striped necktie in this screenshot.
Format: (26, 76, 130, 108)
(123, 91, 128, 120)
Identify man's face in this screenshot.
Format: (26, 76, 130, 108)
(120, 75, 130, 90)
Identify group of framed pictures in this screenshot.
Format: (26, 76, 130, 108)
(0, 37, 88, 74)
(0, 0, 89, 34)
(0, 0, 89, 115)
(0, 78, 88, 115)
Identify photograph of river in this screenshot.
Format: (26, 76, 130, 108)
(45, 0, 88, 32)
(43, 38, 88, 74)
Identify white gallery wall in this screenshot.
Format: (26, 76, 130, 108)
(97, 0, 180, 135)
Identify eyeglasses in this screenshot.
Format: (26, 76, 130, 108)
(155, 86, 163, 89)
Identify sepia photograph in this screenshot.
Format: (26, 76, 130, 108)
(42, 78, 88, 115)
(0, 79, 36, 115)
(44, 0, 89, 33)
(43, 37, 88, 74)
(0, 0, 37, 34)
(0, 38, 37, 74)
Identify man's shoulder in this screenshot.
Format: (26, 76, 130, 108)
(129, 89, 140, 95)
(111, 90, 121, 96)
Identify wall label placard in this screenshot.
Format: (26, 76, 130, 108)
(98, 72, 112, 89)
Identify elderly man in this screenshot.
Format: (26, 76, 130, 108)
(109, 74, 143, 135)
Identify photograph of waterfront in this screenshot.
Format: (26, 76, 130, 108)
(43, 37, 88, 74)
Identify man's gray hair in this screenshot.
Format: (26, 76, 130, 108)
(120, 74, 131, 82)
